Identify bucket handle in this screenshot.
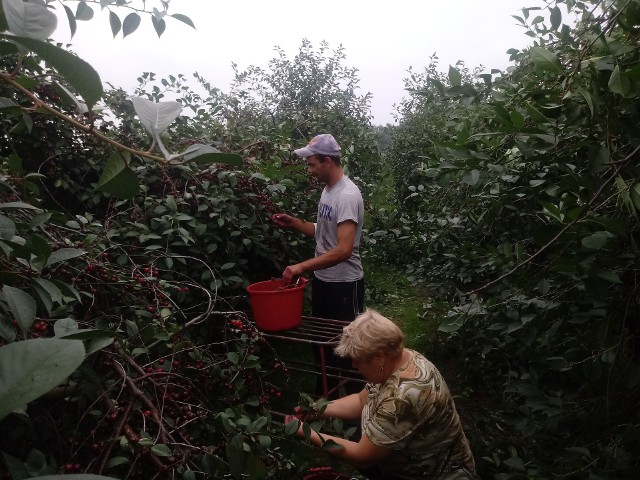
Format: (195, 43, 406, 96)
(275, 276, 303, 290)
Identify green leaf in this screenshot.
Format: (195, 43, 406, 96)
(54, 318, 79, 337)
(0, 214, 16, 240)
(3, 0, 57, 40)
(284, 418, 300, 435)
(76, 2, 94, 21)
(32, 277, 64, 304)
(151, 16, 166, 37)
(63, 5, 77, 38)
(510, 110, 525, 129)
(608, 65, 628, 95)
(448, 65, 462, 87)
(150, 444, 172, 457)
(462, 169, 480, 186)
(530, 46, 562, 74)
(122, 12, 141, 38)
(96, 152, 140, 200)
(0, 338, 85, 420)
(504, 456, 525, 471)
(630, 182, 640, 211)
(171, 13, 196, 29)
(0, 34, 103, 109)
(582, 232, 608, 250)
(109, 11, 121, 37)
(550, 6, 562, 30)
(596, 271, 621, 284)
(2, 285, 36, 334)
(576, 87, 594, 117)
(46, 248, 86, 267)
(184, 152, 243, 167)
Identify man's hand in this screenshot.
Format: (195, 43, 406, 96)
(271, 213, 296, 228)
(283, 263, 305, 284)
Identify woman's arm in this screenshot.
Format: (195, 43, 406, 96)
(290, 422, 392, 469)
(319, 388, 368, 421)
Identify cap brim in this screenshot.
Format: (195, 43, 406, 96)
(294, 147, 314, 157)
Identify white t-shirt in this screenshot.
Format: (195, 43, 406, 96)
(314, 176, 364, 282)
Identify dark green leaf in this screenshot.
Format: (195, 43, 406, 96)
(448, 65, 462, 87)
(109, 11, 121, 38)
(582, 232, 608, 250)
(151, 16, 166, 37)
(150, 444, 172, 457)
(96, 152, 140, 200)
(0, 34, 103, 109)
(2, 285, 36, 334)
(184, 152, 243, 167)
(170, 14, 196, 29)
(550, 6, 562, 30)
(530, 46, 562, 74)
(45, 248, 86, 267)
(0, 338, 85, 420)
(76, 2, 94, 21)
(122, 13, 141, 38)
(608, 65, 631, 96)
(63, 5, 77, 38)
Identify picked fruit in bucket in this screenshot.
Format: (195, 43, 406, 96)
(246, 277, 308, 331)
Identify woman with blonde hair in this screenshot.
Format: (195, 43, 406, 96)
(285, 309, 476, 480)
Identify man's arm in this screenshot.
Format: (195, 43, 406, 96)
(271, 213, 315, 237)
(283, 220, 356, 282)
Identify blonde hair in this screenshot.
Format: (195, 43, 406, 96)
(334, 309, 404, 361)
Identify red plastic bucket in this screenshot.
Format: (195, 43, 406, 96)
(246, 277, 308, 331)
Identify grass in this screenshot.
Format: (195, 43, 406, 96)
(362, 257, 443, 352)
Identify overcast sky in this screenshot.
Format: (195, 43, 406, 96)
(52, 0, 547, 125)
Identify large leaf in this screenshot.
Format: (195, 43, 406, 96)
(45, 247, 86, 267)
(2, 285, 36, 333)
(0, 34, 103, 109)
(131, 97, 181, 159)
(95, 152, 140, 199)
(0, 338, 85, 420)
(108, 11, 121, 37)
(170, 13, 195, 29)
(131, 97, 181, 134)
(122, 12, 141, 38)
(608, 65, 631, 96)
(0, 213, 16, 240)
(3, 0, 57, 40)
(176, 144, 243, 167)
(530, 46, 562, 74)
(62, 4, 77, 38)
(448, 65, 462, 87)
(75, 1, 94, 21)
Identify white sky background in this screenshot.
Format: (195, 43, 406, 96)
(51, 0, 548, 125)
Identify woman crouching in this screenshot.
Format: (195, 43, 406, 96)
(284, 309, 476, 480)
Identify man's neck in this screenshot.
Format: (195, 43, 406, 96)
(326, 170, 344, 189)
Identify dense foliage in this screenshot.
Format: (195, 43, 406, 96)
(377, 0, 640, 477)
(2, 0, 640, 479)
(0, 1, 373, 479)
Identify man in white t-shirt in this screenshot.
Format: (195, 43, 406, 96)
(271, 133, 364, 321)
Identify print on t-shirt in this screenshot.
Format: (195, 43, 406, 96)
(318, 202, 333, 221)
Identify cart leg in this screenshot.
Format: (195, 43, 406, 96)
(319, 346, 328, 398)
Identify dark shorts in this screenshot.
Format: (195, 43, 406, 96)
(311, 275, 365, 321)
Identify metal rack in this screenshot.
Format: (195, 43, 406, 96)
(248, 314, 364, 398)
